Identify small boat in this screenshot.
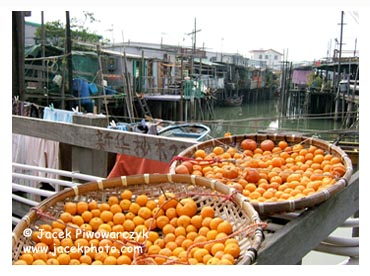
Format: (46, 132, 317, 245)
(223, 95, 244, 107)
(157, 123, 211, 141)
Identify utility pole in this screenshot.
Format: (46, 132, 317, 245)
(334, 11, 345, 121)
(186, 18, 201, 76)
(65, 11, 73, 109)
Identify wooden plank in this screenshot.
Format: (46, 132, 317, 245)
(12, 115, 195, 162)
(256, 171, 359, 265)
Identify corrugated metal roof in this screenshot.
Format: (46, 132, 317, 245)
(100, 49, 146, 59)
(193, 58, 225, 67)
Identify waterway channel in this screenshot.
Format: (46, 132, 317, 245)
(207, 97, 358, 144)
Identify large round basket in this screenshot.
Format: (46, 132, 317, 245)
(169, 133, 353, 215)
(12, 174, 264, 265)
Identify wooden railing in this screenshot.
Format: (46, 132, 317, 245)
(12, 115, 195, 162)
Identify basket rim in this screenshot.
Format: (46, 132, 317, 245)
(169, 133, 354, 215)
(12, 173, 264, 265)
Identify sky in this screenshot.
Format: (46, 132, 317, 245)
(23, 2, 363, 62)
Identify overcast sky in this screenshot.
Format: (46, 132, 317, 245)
(25, 3, 362, 62)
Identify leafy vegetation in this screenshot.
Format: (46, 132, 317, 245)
(34, 11, 105, 48)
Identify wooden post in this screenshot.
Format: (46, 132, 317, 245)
(180, 57, 184, 121)
(141, 50, 144, 92)
(96, 44, 109, 123)
(71, 115, 115, 178)
(12, 11, 26, 100)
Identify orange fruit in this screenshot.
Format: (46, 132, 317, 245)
(110, 204, 122, 214)
(91, 209, 101, 217)
(64, 202, 77, 215)
(200, 206, 215, 218)
(278, 140, 288, 150)
(32, 259, 47, 265)
(119, 199, 131, 211)
(135, 194, 149, 206)
(209, 218, 223, 230)
(224, 243, 240, 258)
(158, 192, 178, 210)
(162, 224, 176, 235)
(245, 169, 260, 183)
(51, 219, 66, 230)
(146, 200, 157, 210)
(190, 215, 203, 229)
(174, 226, 187, 237)
(144, 217, 157, 230)
(89, 217, 103, 231)
(46, 258, 59, 265)
(121, 189, 133, 200)
(175, 235, 187, 246)
(222, 165, 239, 179)
(260, 139, 275, 152)
(175, 164, 191, 174)
(99, 203, 110, 212)
(123, 220, 135, 232)
(104, 256, 117, 265)
(138, 206, 152, 219)
(181, 239, 193, 250)
(19, 253, 34, 265)
(207, 257, 220, 265)
(156, 215, 170, 229)
(177, 215, 191, 228)
(81, 210, 93, 223)
(13, 260, 27, 265)
(80, 255, 92, 265)
(107, 195, 119, 206)
(57, 253, 70, 265)
(176, 198, 197, 217)
(217, 221, 233, 235)
(133, 215, 145, 226)
(181, 161, 194, 174)
(100, 210, 114, 223)
(76, 201, 89, 214)
(128, 202, 140, 215)
(68, 246, 82, 260)
(241, 139, 257, 151)
(213, 146, 225, 155)
(194, 149, 207, 159)
(113, 212, 126, 224)
(193, 248, 209, 263)
(206, 229, 218, 241)
(165, 241, 178, 251)
(198, 226, 210, 237)
(165, 207, 177, 220)
(116, 255, 131, 265)
(87, 200, 98, 211)
(72, 215, 84, 226)
(59, 212, 73, 223)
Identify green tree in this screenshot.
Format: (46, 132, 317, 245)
(34, 11, 103, 48)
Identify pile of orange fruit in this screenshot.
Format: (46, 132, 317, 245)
(174, 138, 347, 203)
(14, 190, 242, 265)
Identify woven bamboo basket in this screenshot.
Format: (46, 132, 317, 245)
(169, 133, 353, 215)
(12, 174, 264, 265)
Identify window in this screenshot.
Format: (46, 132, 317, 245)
(274, 55, 278, 60)
(259, 54, 262, 59)
(265, 55, 268, 59)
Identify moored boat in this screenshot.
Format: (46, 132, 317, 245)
(223, 95, 244, 107)
(157, 123, 211, 141)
